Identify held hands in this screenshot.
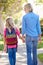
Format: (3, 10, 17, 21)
(19, 34, 25, 43)
(22, 35, 26, 43)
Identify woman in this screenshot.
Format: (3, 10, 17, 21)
(22, 3, 41, 65)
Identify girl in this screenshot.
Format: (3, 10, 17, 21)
(3, 17, 22, 65)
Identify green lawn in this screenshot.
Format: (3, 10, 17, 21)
(38, 54, 43, 62)
(0, 40, 4, 51)
(0, 44, 4, 51)
(37, 42, 43, 49)
(37, 37, 43, 49)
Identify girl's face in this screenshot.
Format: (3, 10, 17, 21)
(6, 21, 9, 27)
(6, 18, 15, 29)
(9, 19, 14, 28)
(6, 21, 12, 29)
(6, 19, 14, 28)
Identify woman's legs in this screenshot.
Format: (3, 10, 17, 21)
(26, 35, 38, 65)
(26, 36, 32, 65)
(32, 40, 38, 65)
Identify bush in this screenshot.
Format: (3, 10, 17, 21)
(40, 19, 43, 36)
(41, 25, 43, 36)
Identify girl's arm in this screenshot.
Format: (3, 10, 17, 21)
(16, 28, 22, 39)
(16, 28, 25, 43)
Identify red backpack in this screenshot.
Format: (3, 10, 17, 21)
(5, 28, 18, 45)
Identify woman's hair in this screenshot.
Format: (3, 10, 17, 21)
(24, 3, 33, 12)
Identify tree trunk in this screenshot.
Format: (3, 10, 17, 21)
(0, 13, 4, 35)
(0, 6, 4, 35)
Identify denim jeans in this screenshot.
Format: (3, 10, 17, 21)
(8, 48, 16, 65)
(26, 35, 38, 65)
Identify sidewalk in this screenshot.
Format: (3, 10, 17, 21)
(0, 39, 43, 65)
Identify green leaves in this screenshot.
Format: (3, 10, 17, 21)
(0, 0, 7, 3)
(0, 0, 27, 13)
(36, 0, 43, 3)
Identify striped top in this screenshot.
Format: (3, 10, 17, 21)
(4, 28, 20, 48)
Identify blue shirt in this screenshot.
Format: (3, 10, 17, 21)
(22, 12, 41, 37)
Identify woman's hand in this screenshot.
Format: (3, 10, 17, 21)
(38, 35, 42, 43)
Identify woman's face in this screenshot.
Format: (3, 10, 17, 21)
(24, 6, 29, 13)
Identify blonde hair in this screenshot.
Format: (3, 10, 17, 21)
(24, 3, 33, 12)
(6, 18, 16, 29)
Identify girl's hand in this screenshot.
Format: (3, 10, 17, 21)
(19, 34, 25, 43)
(4, 45, 7, 52)
(22, 35, 26, 43)
(22, 37, 25, 43)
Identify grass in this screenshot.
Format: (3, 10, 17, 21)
(37, 37, 43, 49)
(0, 40, 4, 51)
(0, 44, 4, 51)
(0, 38, 3, 41)
(38, 54, 43, 62)
(37, 42, 43, 49)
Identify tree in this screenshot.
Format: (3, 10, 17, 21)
(36, 0, 43, 3)
(0, 0, 27, 35)
(0, 0, 27, 15)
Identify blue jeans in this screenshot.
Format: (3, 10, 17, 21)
(8, 48, 16, 65)
(26, 35, 38, 65)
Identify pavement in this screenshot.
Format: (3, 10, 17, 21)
(0, 39, 43, 65)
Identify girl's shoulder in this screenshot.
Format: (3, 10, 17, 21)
(4, 27, 8, 33)
(3, 27, 7, 36)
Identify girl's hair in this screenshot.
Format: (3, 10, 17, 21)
(6, 18, 11, 22)
(6, 17, 16, 28)
(24, 3, 33, 12)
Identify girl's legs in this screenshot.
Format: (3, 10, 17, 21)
(8, 48, 16, 65)
(13, 48, 16, 65)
